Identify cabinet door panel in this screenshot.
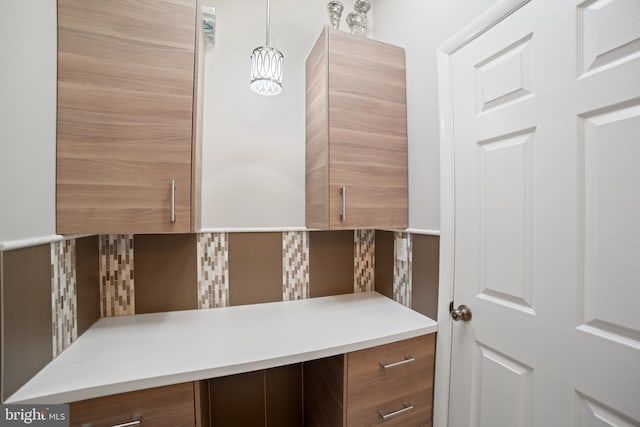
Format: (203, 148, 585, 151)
(57, 0, 195, 234)
(327, 31, 407, 229)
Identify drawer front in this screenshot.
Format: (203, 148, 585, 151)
(346, 387, 431, 427)
(70, 382, 195, 427)
(346, 334, 435, 427)
(347, 334, 435, 391)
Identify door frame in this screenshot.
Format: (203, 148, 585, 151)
(433, 1, 532, 425)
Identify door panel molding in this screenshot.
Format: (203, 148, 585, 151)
(435, 1, 533, 425)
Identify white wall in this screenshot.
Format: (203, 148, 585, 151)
(374, 0, 501, 231)
(200, 0, 374, 229)
(0, 0, 503, 237)
(0, 0, 57, 243)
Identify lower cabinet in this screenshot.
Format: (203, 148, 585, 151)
(305, 333, 436, 427)
(68, 334, 435, 427)
(69, 382, 199, 427)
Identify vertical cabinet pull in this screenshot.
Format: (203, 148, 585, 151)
(170, 179, 176, 223)
(340, 186, 346, 222)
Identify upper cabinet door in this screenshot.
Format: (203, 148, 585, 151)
(56, 0, 196, 234)
(306, 28, 408, 230)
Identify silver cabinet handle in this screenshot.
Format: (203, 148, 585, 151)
(340, 186, 346, 222)
(170, 179, 176, 223)
(81, 415, 141, 427)
(379, 402, 414, 421)
(112, 421, 141, 427)
(379, 356, 415, 369)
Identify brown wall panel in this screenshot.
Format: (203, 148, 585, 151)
(209, 370, 265, 427)
(134, 234, 198, 314)
(374, 231, 394, 299)
(76, 236, 100, 335)
(412, 235, 440, 320)
(303, 355, 345, 427)
(228, 233, 282, 306)
(1, 244, 53, 401)
(309, 231, 354, 298)
(266, 364, 303, 427)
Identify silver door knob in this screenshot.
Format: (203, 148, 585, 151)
(451, 304, 472, 322)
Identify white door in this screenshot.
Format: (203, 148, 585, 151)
(444, 0, 640, 425)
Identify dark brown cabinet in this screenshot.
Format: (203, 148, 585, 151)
(209, 365, 303, 427)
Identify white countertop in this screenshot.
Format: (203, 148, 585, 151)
(6, 292, 437, 404)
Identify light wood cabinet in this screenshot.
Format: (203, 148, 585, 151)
(56, 0, 202, 234)
(304, 334, 435, 427)
(69, 382, 200, 427)
(305, 28, 408, 230)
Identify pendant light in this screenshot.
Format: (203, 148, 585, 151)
(250, 0, 284, 96)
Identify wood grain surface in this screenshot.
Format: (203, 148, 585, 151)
(56, 0, 196, 234)
(305, 28, 408, 229)
(306, 28, 330, 228)
(303, 355, 346, 427)
(327, 30, 408, 229)
(346, 334, 435, 427)
(69, 382, 195, 427)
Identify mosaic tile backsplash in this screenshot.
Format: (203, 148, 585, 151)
(99, 234, 135, 317)
(51, 239, 77, 357)
(197, 232, 229, 309)
(282, 231, 310, 301)
(354, 230, 375, 292)
(393, 232, 413, 307)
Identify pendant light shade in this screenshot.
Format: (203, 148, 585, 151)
(250, 0, 284, 96)
(250, 46, 283, 95)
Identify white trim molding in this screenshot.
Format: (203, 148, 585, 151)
(433, 1, 531, 426)
(403, 228, 440, 236)
(0, 234, 92, 252)
(197, 226, 308, 233)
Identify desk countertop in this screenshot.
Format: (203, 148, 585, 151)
(6, 291, 437, 404)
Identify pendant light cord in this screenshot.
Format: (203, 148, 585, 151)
(266, 0, 271, 47)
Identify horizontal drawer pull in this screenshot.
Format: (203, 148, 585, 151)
(378, 402, 414, 421)
(379, 356, 415, 369)
(112, 421, 141, 427)
(81, 416, 141, 427)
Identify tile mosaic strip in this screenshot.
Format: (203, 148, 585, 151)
(354, 230, 375, 292)
(99, 235, 135, 317)
(393, 232, 412, 307)
(282, 231, 309, 301)
(197, 232, 229, 309)
(51, 239, 77, 357)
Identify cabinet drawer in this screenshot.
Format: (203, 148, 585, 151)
(347, 334, 435, 391)
(346, 334, 435, 427)
(69, 382, 195, 427)
(346, 387, 431, 427)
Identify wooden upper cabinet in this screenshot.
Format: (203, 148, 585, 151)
(305, 28, 408, 230)
(56, 0, 200, 234)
